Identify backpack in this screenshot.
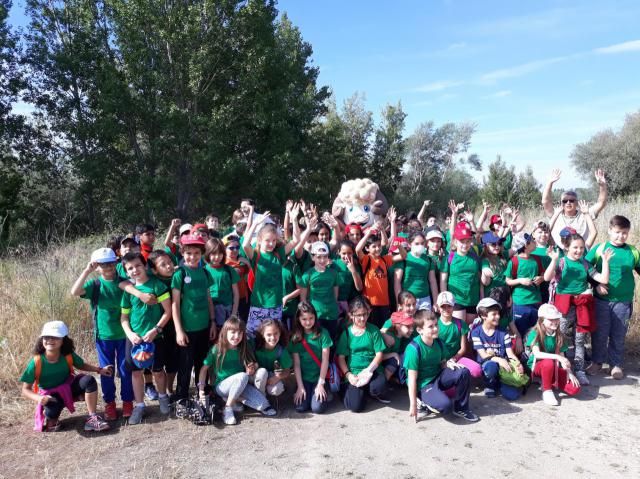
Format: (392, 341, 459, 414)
(593, 243, 639, 266)
(89, 278, 101, 340)
(509, 255, 544, 279)
(247, 248, 281, 292)
(32, 354, 74, 393)
(399, 338, 446, 385)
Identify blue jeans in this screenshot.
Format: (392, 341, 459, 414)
(512, 303, 540, 338)
(420, 367, 470, 413)
(481, 360, 521, 400)
(96, 338, 133, 402)
(295, 381, 330, 414)
(592, 299, 632, 368)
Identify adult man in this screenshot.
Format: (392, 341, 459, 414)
(541, 169, 608, 245)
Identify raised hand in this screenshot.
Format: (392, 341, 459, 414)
(547, 246, 560, 261)
(482, 200, 491, 213)
(578, 199, 590, 213)
(601, 248, 615, 262)
(549, 169, 562, 184)
(387, 206, 397, 223)
(285, 199, 294, 213)
(594, 169, 607, 185)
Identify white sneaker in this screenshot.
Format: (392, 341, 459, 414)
(576, 370, 590, 386)
(542, 390, 559, 406)
(222, 406, 237, 425)
(611, 366, 624, 380)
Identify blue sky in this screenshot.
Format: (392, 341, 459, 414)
(9, 0, 640, 189)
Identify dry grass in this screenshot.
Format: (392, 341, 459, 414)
(2, 197, 640, 425)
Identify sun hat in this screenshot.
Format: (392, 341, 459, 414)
(476, 297, 502, 315)
(390, 311, 414, 327)
(131, 342, 156, 369)
(538, 303, 563, 320)
(453, 222, 473, 241)
(91, 247, 117, 264)
(310, 241, 329, 256)
(41, 321, 69, 338)
(436, 291, 456, 307)
(179, 223, 193, 235)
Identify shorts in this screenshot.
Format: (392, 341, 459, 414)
(454, 304, 477, 315)
(125, 337, 167, 373)
(416, 296, 433, 311)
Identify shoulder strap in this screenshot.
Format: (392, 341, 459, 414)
(455, 318, 463, 334)
(33, 355, 42, 393)
(532, 255, 544, 275)
(90, 278, 101, 309)
(65, 354, 74, 375)
(593, 243, 606, 263)
(408, 339, 422, 362)
(275, 344, 283, 360)
(447, 250, 456, 266)
(301, 337, 322, 368)
(630, 245, 640, 266)
(510, 255, 519, 279)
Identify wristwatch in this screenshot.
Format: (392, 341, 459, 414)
(155, 325, 163, 334)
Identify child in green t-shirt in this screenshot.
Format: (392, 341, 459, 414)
(254, 320, 292, 397)
(197, 317, 276, 425)
(527, 304, 581, 406)
(289, 301, 334, 414)
(172, 234, 215, 401)
(404, 310, 479, 423)
(204, 237, 240, 326)
(380, 311, 414, 381)
(120, 252, 173, 425)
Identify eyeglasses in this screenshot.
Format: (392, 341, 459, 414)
(227, 246, 240, 251)
(561, 199, 576, 204)
(350, 313, 368, 320)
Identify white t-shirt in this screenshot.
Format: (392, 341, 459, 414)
(548, 206, 597, 246)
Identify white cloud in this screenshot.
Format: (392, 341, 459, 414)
(479, 56, 569, 83)
(594, 39, 640, 54)
(482, 90, 512, 99)
(412, 80, 463, 92)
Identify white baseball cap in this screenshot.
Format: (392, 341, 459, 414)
(426, 230, 444, 241)
(436, 291, 455, 306)
(311, 241, 329, 256)
(179, 223, 193, 235)
(91, 248, 117, 264)
(41, 321, 69, 338)
(476, 297, 501, 315)
(538, 303, 563, 320)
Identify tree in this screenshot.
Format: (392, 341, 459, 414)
(571, 111, 640, 197)
(369, 102, 406, 198)
(481, 156, 541, 209)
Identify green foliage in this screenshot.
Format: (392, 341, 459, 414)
(481, 156, 541, 209)
(571, 111, 640, 197)
(370, 102, 406, 197)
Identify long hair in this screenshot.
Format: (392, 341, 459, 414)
(481, 241, 507, 277)
(215, 316, 254, 371)
(291, 301, 320, 343)
(33, 336, 75, 355)
(255, 319, 289, 350)
(532, 316, 564, 354)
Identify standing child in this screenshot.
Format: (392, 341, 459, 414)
(530, 221, 553, 304)
(396, 232, 439, 311)
(586, 215, 640, 379)
(480, 231, 509, 298)
(254, 320, 292, 397)
(425, 229, 446, 286)
(289, 302, 334, 414)
(136, 223, 156, 262)
(198, 317, 276, 425)
(299, 241, 340, 341)
(526, 304, 581, 406)
(224, 235, 251, 321)
(205, 238, 240, 327)
(70, 248, 134, 420)
(404, 310, 479, 422)
(544, 233, 612, 385)
(20, 321, 112, 432)
(336, 296, 389, 412)
(332, 240, 364, 318)
(172, 234, 216, 401)
(120, 252, 173, 424)
(471, 298, 525, 400)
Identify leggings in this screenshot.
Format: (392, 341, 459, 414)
(44, 375, 97, 419)
(215, 372, 271, 412)
(176, 328, 210, 399)
(532, 359, 581, 395)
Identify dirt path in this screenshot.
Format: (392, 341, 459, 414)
(2, 367, 639, 479)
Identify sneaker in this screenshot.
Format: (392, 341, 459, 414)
(416, 397, 440, 414)
(484, 387, 497, 398)
(231, 403, 244, 413)
(84, 414, 110, 432)
(128, 405, 145, 425)
(576, 370, 590, 386)
(542, 390, 559, 406)
(44, 419, 61, 432)
(452, 409, 480, 422)
(260, 406, 278, 417)
(222, 406, 237, 425)
(122, 401, 133, 418)
(611, 366, 624, 380)
(586, 363, 601, 375)
(371, 393, 392, 404)
(145, 384, 159, 401)
(104, 401, 117, 421)
(158, 395, 170, 414)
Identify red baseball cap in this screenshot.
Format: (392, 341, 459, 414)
(390, 311, 414, 327)
(454, 222, 474, 241)
(192, 223, 208, 232)
(180, 233, 206, 247)
(389, 236, 409, 253)
(345, 224, 363, 235)
(490, 214, 502, 225)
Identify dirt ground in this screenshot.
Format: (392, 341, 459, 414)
(2, 365, 639, 479)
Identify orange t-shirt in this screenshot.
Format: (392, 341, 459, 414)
(141, 243, 153, 262)
(226, 258, 249, 300)
(360, 254, 394, 306)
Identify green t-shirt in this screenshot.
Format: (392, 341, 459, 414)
(289, 328, 333, 383)
(586, 242, 640, 302)
(121, 277, 170, 335)
(531, 246, 552, 269)
(498, 315, 511, 331)
(332, 258, 360, 301)
(505, 256, 542, 305)
(116, 261, 127, 279)
(381, 318, 417, 350)
(20, 352, 85, 389)
(382, 327, 402, 354)
(400, 253, 433, 298)
(164, 245, 181, 265)
(525, 329, 568, 369)
(206, 264, 239, 306)
(336, 323, 386, 375)
(555, 258, 593, 295)
(402, 337, 445, 389)
(443, 253, 481, 306)
(437, 318, 469, 360)
(282, 260, 302, 317)
(255, 345, 293, 372)
(427, 254, 447, 276)
(81, 277, 126, 340)
(300, 267, 339, 320)
(203, 346, 245, 386)
(172, 266, 213, 332)
(251, 246, 287, 309)
(481, 257, 508, 296)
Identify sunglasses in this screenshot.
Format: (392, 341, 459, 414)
(562, 199, 576, 204)
(42, 336, 61, 341)
(226, 246, 240, 251)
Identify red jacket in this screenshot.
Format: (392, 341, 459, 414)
(553, 293, 596, 333)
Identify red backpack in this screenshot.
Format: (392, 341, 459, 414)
(247, 248, 282, 292)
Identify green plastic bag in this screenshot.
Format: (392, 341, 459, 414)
(499, 359, 529, 387)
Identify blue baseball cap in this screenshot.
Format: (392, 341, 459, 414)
(131, 342, 155, 369)
(481, 231, 505, 245)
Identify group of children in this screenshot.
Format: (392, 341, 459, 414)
(20, 190, 639, 431)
